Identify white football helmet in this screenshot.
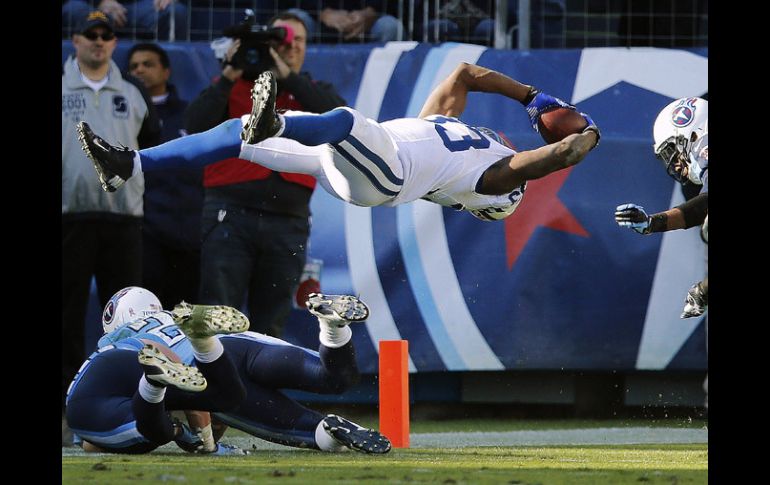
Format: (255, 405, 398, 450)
(652, 97, 708, 184)
(468, 183, 527, 221)
(102, 286, 163, 333)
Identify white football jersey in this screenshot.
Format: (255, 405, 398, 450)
(381, 115, 523, 217)
(240, 108, 526, 220)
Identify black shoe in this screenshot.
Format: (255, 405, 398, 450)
(241, 71, 281, 145)
(322, 414, 391, 454)
(76, 121, 135, 192)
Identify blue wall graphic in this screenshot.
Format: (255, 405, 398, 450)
(63, 42, 708, 373)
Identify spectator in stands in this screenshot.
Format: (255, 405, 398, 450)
(62, 10, 160, 444)
(420, 0, 493, 44)
(415, 0, 565, 47)
(283, 1, 401, 42)
(183, 11, 346, 337)
(62, 0, 189, 40)
(617, 0, 705, 48)
(127, 43, 203, 311)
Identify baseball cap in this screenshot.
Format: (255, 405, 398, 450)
(76, 11, 114, 34)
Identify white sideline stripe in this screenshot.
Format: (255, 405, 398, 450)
(572, 47, 708, 104)
(63, 427, 707, 455)
(397, 204, 466, 369)
(354, 41, 418, 120)
(345, 204, 416, 373)
(636, 185, 706, 369)
(412, 201, 504, 369)
(347, 41, 418, 372)
(401, 43, 503, 370)
(410, 427, 708, 447)
(405, 43, 487, 117)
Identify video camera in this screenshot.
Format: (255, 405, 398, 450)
(222, 10, 295, 80)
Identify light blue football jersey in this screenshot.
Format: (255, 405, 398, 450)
(98, 311, 195, 364)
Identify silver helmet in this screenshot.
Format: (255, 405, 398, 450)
(652, 97, 708, 184)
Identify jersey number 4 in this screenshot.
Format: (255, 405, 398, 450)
(430, 116, 490, 152)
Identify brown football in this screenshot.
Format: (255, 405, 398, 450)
(537, 107, 587, 144)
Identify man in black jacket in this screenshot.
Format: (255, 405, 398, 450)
(128, 43, 203, 311)
(184, 11, 346, 337)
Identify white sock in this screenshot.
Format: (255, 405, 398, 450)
(319, 321, 352, 348)
(314, 419, 346, 452)
(189, 337, 224, 363)
(132, 152, 142, 176)
(138, 375, 166, 403)
(197, 424, 216, 452)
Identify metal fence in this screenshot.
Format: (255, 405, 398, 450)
(61, 0, 707, 48)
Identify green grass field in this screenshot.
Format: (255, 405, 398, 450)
(63, 444, 707, 484)
(62, 419, 707, 484)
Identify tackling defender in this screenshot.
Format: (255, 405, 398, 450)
(78, 63, 600, 221)
(67, 287, 391, 454)
(66, 299, 251, 454)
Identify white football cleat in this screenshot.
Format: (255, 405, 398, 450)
(138, 345, 207, 392)
(172, 302, 250, 337)
(305, 293, 369, 326)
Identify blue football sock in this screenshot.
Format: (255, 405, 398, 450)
(282, 108, 354, 146)
(140, 118, 243, 171)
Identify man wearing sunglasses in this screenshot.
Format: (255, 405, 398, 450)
(62, 10, 161, 446)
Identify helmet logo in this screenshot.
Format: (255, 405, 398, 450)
(670, 98, 698, 127)
(103, 300, 115, 323)
(671, 106, 694, 127)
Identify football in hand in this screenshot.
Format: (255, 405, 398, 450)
(537, 107, 587, 144)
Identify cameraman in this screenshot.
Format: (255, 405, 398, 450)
(184, 11, 346, 337)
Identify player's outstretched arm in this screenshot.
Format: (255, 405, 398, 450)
(478, 130, 598, 195)
(615, 192, 707, 235)
(418, 62, 535, 118)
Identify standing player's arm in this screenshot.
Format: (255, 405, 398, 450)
(418, 63, 535, 118)
(650, 192, 708, 232)
(478, 131, 598, 195)
(615, 192, 707, 234)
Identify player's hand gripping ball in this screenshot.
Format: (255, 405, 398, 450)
(537, 107, 589, 144)
(525, 91, 598, 145)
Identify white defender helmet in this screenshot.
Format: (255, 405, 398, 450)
(102, 286, 163, 333)
(652, 97, 708, 184)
